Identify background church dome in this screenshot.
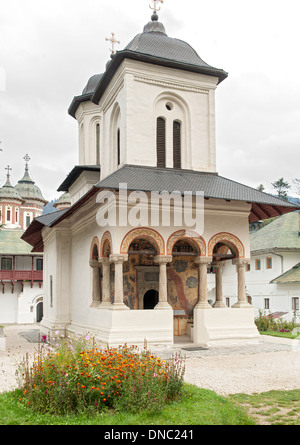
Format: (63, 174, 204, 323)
(15, 165, 47, 205)
(0, 170, 23, 202)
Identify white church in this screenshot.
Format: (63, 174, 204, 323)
(22, 2, 298, 347)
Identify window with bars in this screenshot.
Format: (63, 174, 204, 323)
(156, 117, 166, 168)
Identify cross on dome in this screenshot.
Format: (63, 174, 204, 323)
(150, 0, 164, 13)
(23, 153, 30, 170)
(105, 32, 120, 55)
(5, 165, 12, 177)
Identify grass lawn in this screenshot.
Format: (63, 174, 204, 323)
(259, 330, 299, 340)
(0, 383, 255, 426)
(230, 389, 300, 425)
(1, 384, 299, 426)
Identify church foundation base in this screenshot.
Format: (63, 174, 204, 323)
(193, 307, 260, 347)
(43, 309, 174, 346)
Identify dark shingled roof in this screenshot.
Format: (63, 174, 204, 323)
(68, 14, 227, 118)
(22, 164, 299, 252)
(94, 165, 299, 223)
(21, 208, 69, 252)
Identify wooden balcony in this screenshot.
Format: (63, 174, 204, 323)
(0, 270, 43, 292)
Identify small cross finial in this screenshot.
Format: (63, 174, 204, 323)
(5, 165, 12, 177)
(150, 0, 164, 13)
(105, 32, 120, 55)
(23, 153, 30, 170)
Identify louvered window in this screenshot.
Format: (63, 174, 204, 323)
(173, 120, 181, 169)
(117, 128, 120, 166)
(156, 117, 166, 168)
(96, 123, 100, 165)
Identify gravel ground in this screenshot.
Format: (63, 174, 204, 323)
(0, 324, 300, 396)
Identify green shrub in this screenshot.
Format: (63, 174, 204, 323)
(255, 309, 298, 333)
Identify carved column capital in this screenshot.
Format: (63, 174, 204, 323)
(109, 254, 128, 264)
(98, 257, 111, 265)
(212, 261, 226, 269)
(194, 256, 212, 265)
(89, 260, 100, 268)
(232, 258, 249, 267)
(153, 255, 173, 265)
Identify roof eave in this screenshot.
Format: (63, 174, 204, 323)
(68, 93, 93, 119)
(21, 187, 99, 251)
(57, 165, 101, 192)
(90, 50, 227, 105)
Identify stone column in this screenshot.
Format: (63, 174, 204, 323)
(212, 262, 226, 308)
(98, 257, 112, 308)
(194, 257, 212, 309)
(231, 259, 252, 308)
(89, 260, 101, 307)
(110, 254, 129, 310)
(153, 255, 173, 309)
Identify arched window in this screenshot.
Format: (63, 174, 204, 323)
(173, 120, 181, 169)
(6, 206, 11, 222)
(96, 123, 100, 165)
(156, 117, 166, 168)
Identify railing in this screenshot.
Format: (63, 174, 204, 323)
(0, 270, 43, 282)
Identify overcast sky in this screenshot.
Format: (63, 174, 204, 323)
(1, 0, 300, 201)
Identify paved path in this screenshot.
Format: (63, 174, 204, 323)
(1, 324, 299, 395)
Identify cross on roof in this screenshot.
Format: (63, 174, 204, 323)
(105, 32, 120, 55)
(150, 0, 164, 13)
(5, 165, 12, 177)
(23, 153, 30, 169)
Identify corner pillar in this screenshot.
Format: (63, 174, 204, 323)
(231, 259, 252, 308)
(89, 260, 101, 307)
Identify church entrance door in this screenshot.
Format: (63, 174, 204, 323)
(36, 301, 43, 323)
(143, 289, 159, 310)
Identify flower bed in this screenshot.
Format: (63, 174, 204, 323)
(16, 333, 185, 415)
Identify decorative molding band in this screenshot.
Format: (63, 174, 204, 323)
(134, 75, 209, 94)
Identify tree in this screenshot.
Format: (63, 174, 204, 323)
(271, 177, 291, 201)
(256, 184, 265, 192)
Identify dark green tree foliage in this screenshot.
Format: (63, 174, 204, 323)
(271, 178, 291, 201)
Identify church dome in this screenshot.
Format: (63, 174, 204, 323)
(82, 74, 103, 95)
(0, 172, 23, 202)
(15, 166, 47, 205)
(68, 10, 227, 117)
(124, 13, 213, 70)
(53, 192, 71, 210)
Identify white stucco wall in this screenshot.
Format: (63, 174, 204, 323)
(0, 282, 43, 324)
(75, 60, 219, 182)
